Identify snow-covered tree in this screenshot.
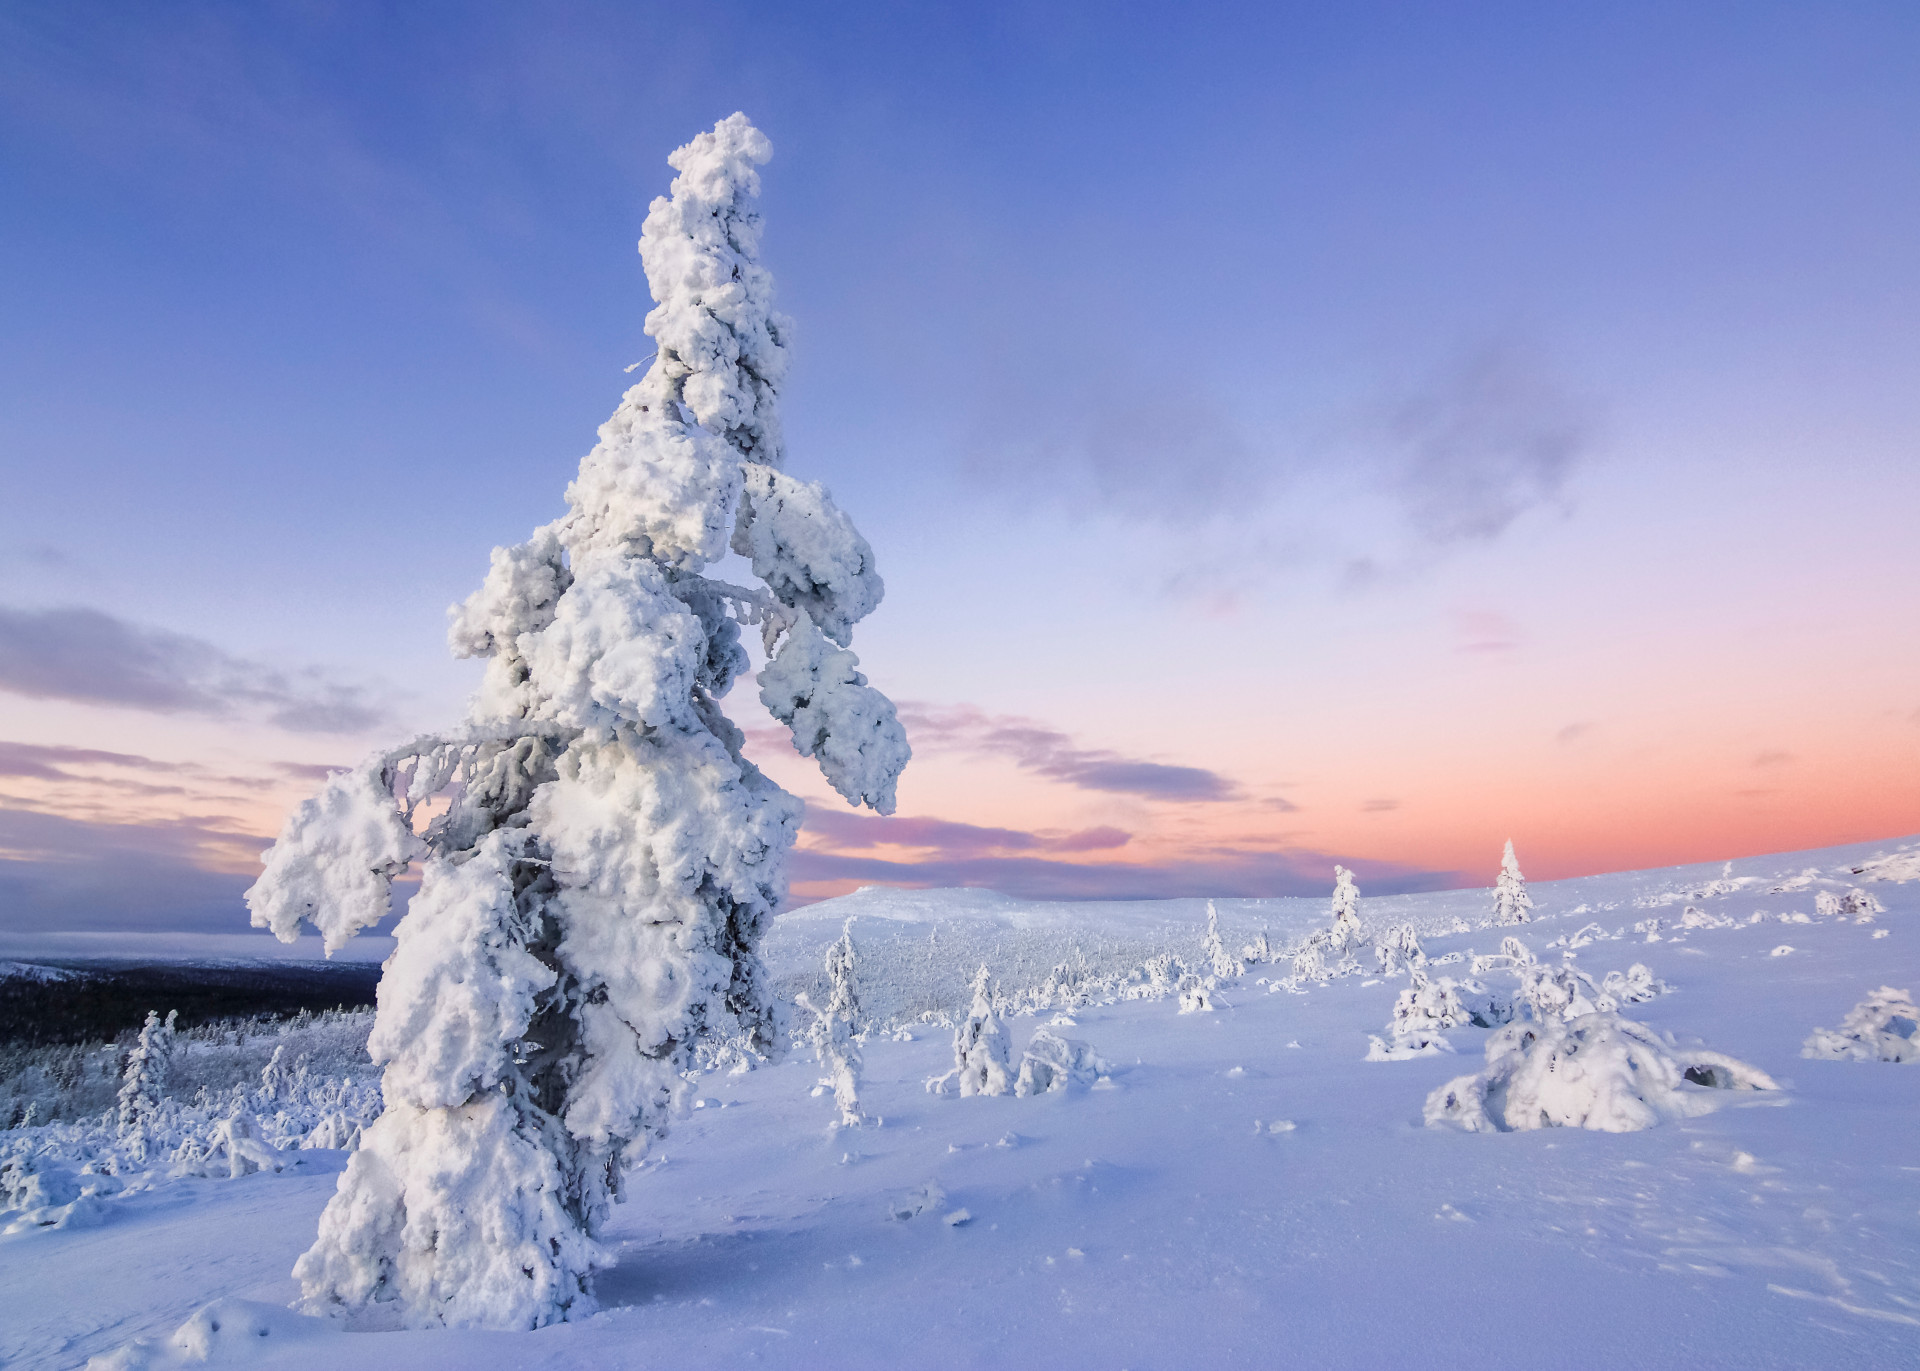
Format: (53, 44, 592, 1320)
(1202, 901, 1242, 980)
(946, 966, 1014, 1097)
(1328, 865, 1365, 953)
(117, 1009, 177, 1140)
(1014, 1030, 1110, 1095)
(243, 114, 908, 1331)
(798, 921, 864, 1126)
(1491, 840, 1533, 925)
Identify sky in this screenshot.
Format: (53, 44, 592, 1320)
(1, 1, 1917, 938)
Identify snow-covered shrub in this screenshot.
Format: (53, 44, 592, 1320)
(1014, 1031, 1110, 1096)
(1386, 971, 1470, 1037)
(1515, 963, 1602, 1021)
(1241, 930, 1273, 965)
(798, 922, 864, 1126)
(1374, 923, 1426, 976)
(932, 966, 1013, 1097)
(1491, 840, 1534, 924)
(1470, 936, 1536, 976)
(241, 114, 908, 1331)
(1821, 887, 1883, 922)
(1425, 1014, 1778, 1133)
(1802, 987, 1920, 1062)
(1290, 936, 1329, 984)
(1177, 971, 1216, 1014)
(1598, 963, 1667, 1007)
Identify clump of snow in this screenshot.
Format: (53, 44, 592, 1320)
(85, 1298, 336, 1369)
(1426, 1013, 1779, 1133)
(1802, 987, 1920, 1062)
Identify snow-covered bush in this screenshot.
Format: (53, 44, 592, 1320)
(1014, 1031, 1110, 1096)
(798, 922, 864, 1126)
(931, 967, 1013, 1097)
(1814, 887, 1883, 923)
(1802, 987, 1920, 1062)
(1425, 1014, 1778, 1133)
(1386, 971, 1470, 1037)
(1290, 936, 1329, 985)
(1177, 970, 1216, 1014)
(1491, 840, 1533, 924)
(1470, 936, 1536, 976)
(1598, 963, 1667, 1007)
(242, 114, 908, 1330)
(1374, 923, 1426, 976)
(1240, 930, 1273, 965)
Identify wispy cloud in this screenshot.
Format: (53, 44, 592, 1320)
(898, 703, 1240, 803)
(0, 605, 386, 733)
(1361, 799, 1400, 813)
(792, 842, 1451, 903)
(0, 805, 257, 934)
(801, 807, 1130, 858)
(1387, 345, 1592, 548)
(1452, 609, 1526, 654)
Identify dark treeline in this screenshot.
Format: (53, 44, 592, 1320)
(0, 962, 382, 1046)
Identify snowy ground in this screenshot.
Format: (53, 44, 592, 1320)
(6, 835, 1920, 1369)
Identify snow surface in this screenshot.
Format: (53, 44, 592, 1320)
(6, 834, 1920, 1367)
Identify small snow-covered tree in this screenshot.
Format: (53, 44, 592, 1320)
(117, 1009, 177, 1140)
(1014, 1030, 1109, 1095)
(947, 966, 1014, 1097)
(1328, 865, 1365, 953)
(1374, 923, 1425, 976)
(799, 921, 863, 1126)
(1491, 840, 1533, 925)
(1202, 901, 1242, 980)
(243, 115, 908, 1330)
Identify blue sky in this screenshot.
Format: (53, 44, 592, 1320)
(2, 2, 1917, 936)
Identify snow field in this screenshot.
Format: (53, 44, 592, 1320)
(1, 835, 1913, 1367)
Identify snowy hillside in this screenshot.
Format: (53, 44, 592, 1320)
(5, 834, 1920, 1369)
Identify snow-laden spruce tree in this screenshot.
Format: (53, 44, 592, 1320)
(117, 1009, 177, 1144)
(798, 920, 864, 1126)
(244, 114, 908, 1331)
(1328, 865, 1366, 954)
(1202, 901, 1243, 980)
(939, 966, 1013, 1097)
(1491, 839, 1533, 924)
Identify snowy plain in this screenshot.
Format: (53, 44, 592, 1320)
(5, 835, 1920, 1370)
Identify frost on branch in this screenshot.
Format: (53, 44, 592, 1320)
(1425, 1014, 1777, 1133)
(1803, 987, 1920, 1062)
(242, 113, 907, 1331)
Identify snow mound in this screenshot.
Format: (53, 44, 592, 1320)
(86, 1298, 336, 1368)
(1802, 987, 1920, 1062)
(1425, 1013, 1778, 1133)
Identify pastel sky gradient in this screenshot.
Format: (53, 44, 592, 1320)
(2, 2, 1916, 935)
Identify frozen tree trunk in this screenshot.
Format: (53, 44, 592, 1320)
(1492, 839, 1534, 924)
(244, 114, 908, 1331)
